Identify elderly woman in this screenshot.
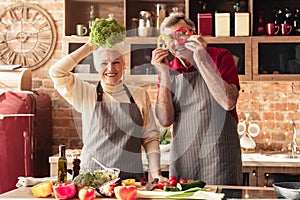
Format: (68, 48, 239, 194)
(49, 40, 166, 181)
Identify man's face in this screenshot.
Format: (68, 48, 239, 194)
(164, 20, 194, 67)
(96, 50, 125, 86)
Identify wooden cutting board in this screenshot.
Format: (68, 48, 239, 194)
(135, 185, 219, 199)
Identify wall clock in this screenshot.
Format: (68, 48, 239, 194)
(0, 2, 57, 70)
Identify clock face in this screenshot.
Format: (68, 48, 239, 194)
(0, 2, 57, 70)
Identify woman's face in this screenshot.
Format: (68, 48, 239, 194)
(97, 50, 125, 86)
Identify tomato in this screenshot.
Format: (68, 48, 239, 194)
(187, 179, 194, 183)
(114, 186, 137, 200)
(140, 177, 147, 186)
(169, 175, 177, 181)
(179, 178, 187, 183)
(169, 179, 177, 187)
(53, 182, 76, 200)
(78, 187, 95, 200)
(31, 181, 53, 198)
(157, 182, 165, 190)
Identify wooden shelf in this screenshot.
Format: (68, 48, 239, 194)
(62, 0, 300, 82)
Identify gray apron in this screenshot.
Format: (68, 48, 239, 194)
(81, 82, 145, 180)
(169, 71, 242, 185)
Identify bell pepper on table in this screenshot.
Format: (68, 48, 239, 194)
(52, 181, 77, 199)
(31, 181, 53, 198)
(114, 185, 137, 200)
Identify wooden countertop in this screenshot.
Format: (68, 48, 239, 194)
(0, 185, 278, 199)
(49, 149, 300, 169)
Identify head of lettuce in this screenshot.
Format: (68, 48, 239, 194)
(90, 17, 126, 48)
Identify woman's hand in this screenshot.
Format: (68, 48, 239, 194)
(151, 48, 170, 74)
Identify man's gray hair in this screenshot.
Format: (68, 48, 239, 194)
(160, 13, 196, 34)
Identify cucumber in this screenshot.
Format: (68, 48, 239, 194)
(164, 186, 180, 192)
(176, 180, 206, 191)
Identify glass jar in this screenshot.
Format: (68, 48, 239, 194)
(128, 18, 139, 37)
(138, 11, 153, 37)
(155, 4, 166, 32)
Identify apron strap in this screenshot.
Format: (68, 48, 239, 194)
(123, 84, 135, 104)
(96, 81, 103, 101)
(96, 82, 136, 104)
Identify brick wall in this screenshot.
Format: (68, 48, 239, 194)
(2, 1, 299, 154)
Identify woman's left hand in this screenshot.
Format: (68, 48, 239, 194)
(156, 175, 169, 183)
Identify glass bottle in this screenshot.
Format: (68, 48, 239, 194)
(155, 4, 166, 34)
(138, 11, 152, 37)
(57, 145, 67, 183)
(293, 8, 300, 35)
(284, 8, 293, 25)
(88, 5, 95, 32)
(255, 10, 265, 35)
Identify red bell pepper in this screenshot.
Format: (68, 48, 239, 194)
(53, 182, 77, 200)
(174, 26, 193, 44)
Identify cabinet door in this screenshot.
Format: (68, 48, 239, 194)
(205, 36, 252, 81)
(62, 36, 99, 81)
(252, 36, 300, 81)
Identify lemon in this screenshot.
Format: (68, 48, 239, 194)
(121, 179, 135, 186)
(31, 181, 53, 198)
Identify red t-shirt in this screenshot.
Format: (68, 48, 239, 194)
(159, 47, 240, 121)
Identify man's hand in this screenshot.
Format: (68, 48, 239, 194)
(151, 48, 170, 74)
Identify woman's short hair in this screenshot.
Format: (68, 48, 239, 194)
(92, 47, 125, 73)
(160, 13, 196, 34)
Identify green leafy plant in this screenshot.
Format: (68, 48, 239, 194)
(160, 127, 171, 145)
(90, 17, 126, 48)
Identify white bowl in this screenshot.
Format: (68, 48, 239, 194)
(273, 182, 300, 199)
(159, 143, 171, 152)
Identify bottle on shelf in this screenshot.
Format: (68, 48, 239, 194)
(274, 8, 284, 25)
(88, 5, 95, 33)
(284, 8, 293, 25)
(138, 11, 153, 37)
(57, 145, 67, 183)
(255, 10, 265, 35)
(293, 8, 300, 35)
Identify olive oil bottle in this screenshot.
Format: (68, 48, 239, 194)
(57, 145, 67, 183)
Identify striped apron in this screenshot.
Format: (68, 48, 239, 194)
(169, 71, 243, 185)
(80, 82, 145, 180)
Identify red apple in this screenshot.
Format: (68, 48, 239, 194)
(78, 187, 95, 200)
(114, 186, 137, 200)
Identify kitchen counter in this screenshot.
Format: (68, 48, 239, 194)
(49, 149, 300, 186)
(49, 149, 300, 173)
(0, 184, 278, 199)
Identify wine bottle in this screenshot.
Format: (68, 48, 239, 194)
(57, 145, 67, 183)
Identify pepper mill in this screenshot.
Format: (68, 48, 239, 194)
(72, 157, 81, 180)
